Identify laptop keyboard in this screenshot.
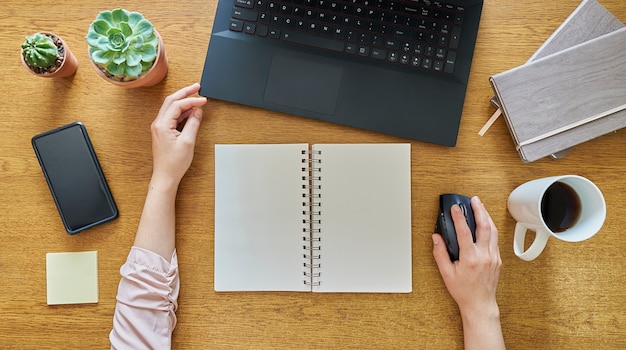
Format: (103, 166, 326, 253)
(229, 0, 464, 73)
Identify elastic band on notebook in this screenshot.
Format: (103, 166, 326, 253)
(516, 103, 626, 150)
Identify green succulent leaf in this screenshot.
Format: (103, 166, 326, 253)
(140, 60, 153, 72)
(107, 61, 126, 76)
(128, 12, 144, 28)
(130, 35, 144, 50)
(96, 10, 113, 24)
(112, 51, 125, 65)
(92, 20, 111, 36)
(111, 8, 129, 26)
(125, 63, 143, 77)
(119, 22, 133, 37)
(140, 45, 157, 62)
(133, 19, 154, 39)
(86, 30, 103, 47)
(125, 49, 142, 67)
(91, 49, 115, 65)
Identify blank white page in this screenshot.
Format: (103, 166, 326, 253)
(214, 144, 310, 291)
(312, 144, 412, 293)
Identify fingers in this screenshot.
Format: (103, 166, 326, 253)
(179, 108, 203, 144)
(155, 83, 208, 128)
(451, 203, 474, 250)
(471, 196, 492, 246)
(158, 83, 202, 115)
(432, 234, 453, 277)
(471, 196, 500, 252)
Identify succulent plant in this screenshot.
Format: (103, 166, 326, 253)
(86, 8, 159, 80)
(22, 33, 59, 68)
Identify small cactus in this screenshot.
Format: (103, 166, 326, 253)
(22, 33, 59, 68)
(86, 8, 159, 80)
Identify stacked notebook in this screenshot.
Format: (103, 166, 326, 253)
(489, 0, 626, 162)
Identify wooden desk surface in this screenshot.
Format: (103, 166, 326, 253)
(1, 1, 625, 348)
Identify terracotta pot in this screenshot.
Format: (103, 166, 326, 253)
(89, 30, 168, 88)
(20, 32, 78, 78)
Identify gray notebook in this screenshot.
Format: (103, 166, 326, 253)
(491, 0, 624, 110)
(490, 27, 626, 162)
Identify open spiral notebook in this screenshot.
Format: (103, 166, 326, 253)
(214, 143, 412, 293)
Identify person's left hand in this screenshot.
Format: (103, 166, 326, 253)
(150, 83, 208, 186)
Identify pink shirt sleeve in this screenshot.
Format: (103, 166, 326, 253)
(110, 246, 180, 349)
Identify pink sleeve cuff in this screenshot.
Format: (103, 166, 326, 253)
(110, 247, 180, 349)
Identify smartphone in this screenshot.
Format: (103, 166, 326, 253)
(32, 122, 118, 234)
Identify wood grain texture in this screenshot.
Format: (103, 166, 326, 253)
(0, 0, 624, 349)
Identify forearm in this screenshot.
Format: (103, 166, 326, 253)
(133, 176, 179, 262)
(460, 303, 506, 350)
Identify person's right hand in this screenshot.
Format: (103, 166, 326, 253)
(432, 196, 502, 315)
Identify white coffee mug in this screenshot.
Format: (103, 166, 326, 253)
(507, 175, 606, 261)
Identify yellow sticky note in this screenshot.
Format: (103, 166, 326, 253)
(46, 251, 98, 305)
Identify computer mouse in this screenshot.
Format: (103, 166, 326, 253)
(434, 194, 477, 261)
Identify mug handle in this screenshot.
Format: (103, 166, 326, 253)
(513, 223, 550, 261)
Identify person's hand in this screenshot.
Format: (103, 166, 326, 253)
(432, 196, 502, 316)
(150, 83, 208, 187)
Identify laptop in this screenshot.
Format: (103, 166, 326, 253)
(200, 0, 483, 146)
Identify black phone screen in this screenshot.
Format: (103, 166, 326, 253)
(32, 122, 118, 234)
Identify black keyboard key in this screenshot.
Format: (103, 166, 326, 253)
(284, 17, 296, 28)
(450, 26, 461, 49)
(268, 2, 279, 13)
(393, 28, 414, 40)
(296, 19, 307, 30)
(444, 50, 456, 73)
(433, 60, 444, 72)
(230, 19, 244, 31)
(321, 24, 335, 36)
(435, 47, 446, 60)
(244, 22, 257, 34)
(256, 0, 268, 10)
(271, 15, 283, 26)
(259, 12, 270, 24)
(372, 35, 385, 47)
(346, 30, 358, 41)
(411, 56, 421, 67)
(269, 27, 281, 38)
(235, 0, 255, 8)
(334, 27, 346, 39)
(388, 51, 398, 63)
(400, 53, 409, 65)
(232, 8, 259, 22)
(384, 37, 399, 49)
(371, 48, 386, 59)
(257, 24, 269, 36)
(308, 22, 321, 34)
(402, 5, 419, 15)
(345, 42, 357, 54)
(282, 31, 345, 52)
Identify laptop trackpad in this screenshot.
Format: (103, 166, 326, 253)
(264, 54, 343, 115)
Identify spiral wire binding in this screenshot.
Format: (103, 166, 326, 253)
(302, 148, 322, 287)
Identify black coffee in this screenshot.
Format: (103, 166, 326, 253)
(541, 181, 582, 233)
